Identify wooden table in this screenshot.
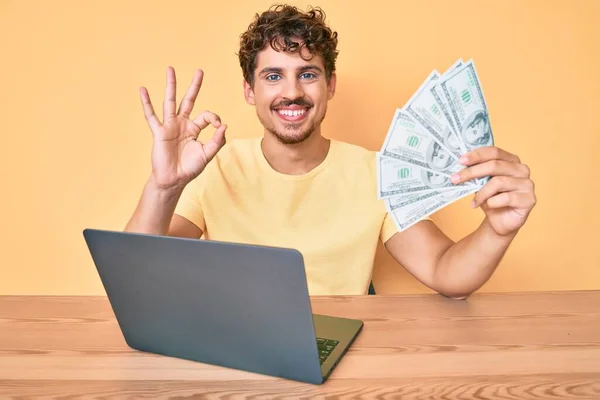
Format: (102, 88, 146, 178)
(1, 291, 599, 399)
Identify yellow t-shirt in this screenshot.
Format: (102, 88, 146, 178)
(174, 137, 399, 295)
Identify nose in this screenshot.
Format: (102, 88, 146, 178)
(282, 77, 305, 100)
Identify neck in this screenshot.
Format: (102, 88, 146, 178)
(261, 131, 330, 175)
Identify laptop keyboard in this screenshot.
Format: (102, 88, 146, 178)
(316, 337, 339, 365)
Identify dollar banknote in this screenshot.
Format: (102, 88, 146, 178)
(381, 109, 463, 176)
(436, 59, 494, 151)
(377, 58, 495, 231)
(389, 186, 479, 232)
(403, 71, 466, 160)
(377, 154, 476, 199)
(386, 190, 446, 212)
(433, 59, 465, 152)
(443, 59, 464, 77)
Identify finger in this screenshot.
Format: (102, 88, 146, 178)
(451, 159, 530, 184)
(485, 191, 537, 210)
(202, 124, 227, 161)
(139, 87, 161, 132)
(472, 177, 534, 208)
(192, 111, 222, 130)
(460, 146, 520, 166)
(163, 66, 177, 121)
(178, 69, 204, 118)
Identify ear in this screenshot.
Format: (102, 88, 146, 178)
(243, 79, 256, 105)
(327, 72, 337, 100)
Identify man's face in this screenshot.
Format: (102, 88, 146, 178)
(244, 39, 336, 144)
(431, 143, 451, 169)
(445, 128, 460, 151)
(428, 172, 447, 186)
(466, 117, 488, 145)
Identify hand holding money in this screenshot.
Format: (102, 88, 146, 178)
(377, 59, 534, 233)
(453, 147, 536, 236)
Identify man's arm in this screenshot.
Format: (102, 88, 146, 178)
(124, 176, 202, 239)
(384, 146, 536, 299)
(384, 219, 514, 299)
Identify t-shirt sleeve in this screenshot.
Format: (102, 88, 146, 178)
(174, 172, 207, 233)
(380, 211, 399, 243)
(380, 210, 435, 243)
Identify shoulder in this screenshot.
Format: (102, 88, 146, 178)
(187, 137, 259, 189)
(203, 137, 260, 173)
(213, 137, 260, 163)
(328, 140, 380, 191)
(328, 139, 388, 217)
(332, 139, 375, 158)
(330, 139, 378, 170)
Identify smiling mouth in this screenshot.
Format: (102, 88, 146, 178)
(273, 107, 310, 122)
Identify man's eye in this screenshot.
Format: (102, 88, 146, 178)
(266, 75, 281, 81)
(300, 73, 316, 79)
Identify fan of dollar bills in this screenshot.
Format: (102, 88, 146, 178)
(378, 59, 494, 232)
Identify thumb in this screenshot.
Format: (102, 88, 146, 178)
(202, 124, 227, 161)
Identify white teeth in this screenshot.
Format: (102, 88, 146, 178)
(278, 109, 306, 117)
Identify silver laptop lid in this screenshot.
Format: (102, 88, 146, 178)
(83, 228, 324, 384)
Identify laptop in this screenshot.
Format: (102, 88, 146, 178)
(82, 228, 363, 384)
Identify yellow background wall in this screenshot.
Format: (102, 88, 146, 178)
(1, 0, 598, 295)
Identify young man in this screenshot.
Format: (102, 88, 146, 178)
(125, 5, 536, 298)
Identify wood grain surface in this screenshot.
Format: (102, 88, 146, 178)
(1, 291, 599, 399)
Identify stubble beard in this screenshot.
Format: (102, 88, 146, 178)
(263, 109, 327, 145)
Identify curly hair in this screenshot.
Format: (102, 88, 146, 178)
(238, 4, 339, 87)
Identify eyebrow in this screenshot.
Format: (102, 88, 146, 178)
(258, 64, 323, 76)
